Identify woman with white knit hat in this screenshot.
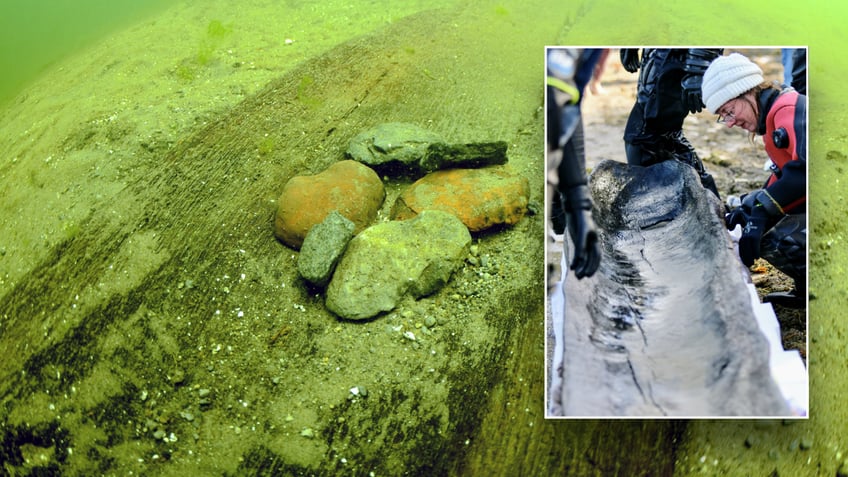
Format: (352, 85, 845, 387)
(701, 52, 807, 308)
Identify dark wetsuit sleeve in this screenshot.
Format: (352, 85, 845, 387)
(557, 112, 588, 190)
(765, 159, 806, 213)
(793, 94, 807, 161)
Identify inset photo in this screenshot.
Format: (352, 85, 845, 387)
(545, 47, 808, 418)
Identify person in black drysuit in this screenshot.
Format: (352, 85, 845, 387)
(546, 48, 601, 281)
(546, 49, 604, 418)
(620, 48, 723, 198)
(781, 47, 807, 95)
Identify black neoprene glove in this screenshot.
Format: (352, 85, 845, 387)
(620, 49, 640, 73)
(681, 48, 722, 114)
(725, 191, 778, 267)
(563, 185, 601, 279)
(726, 202, 748, 231)
(726, 191, 756, 230)
(681, 74, 704, 114)
(739, 207, 768, 266)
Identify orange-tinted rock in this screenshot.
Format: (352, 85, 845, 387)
(390, 166, 529, 232)
(275, 160, 385, 249)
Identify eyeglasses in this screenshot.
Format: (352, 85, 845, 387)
(716, 100, 736, 124)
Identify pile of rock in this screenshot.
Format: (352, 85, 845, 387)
(274, 122, 530, 320)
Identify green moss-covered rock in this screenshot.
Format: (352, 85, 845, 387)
(297, 211, 355, 287)
(326, 210, 471, 320)
(346, 122, 444, 174)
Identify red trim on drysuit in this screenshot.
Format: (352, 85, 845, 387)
(764, 90, 806, 214)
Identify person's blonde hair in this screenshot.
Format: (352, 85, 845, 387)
(739, 81, 781, 142)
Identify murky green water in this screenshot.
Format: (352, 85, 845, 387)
(0, 0, 845, 475)
(0, 0, 173, 104)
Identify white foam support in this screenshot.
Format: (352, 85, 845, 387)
(546, 245, 567, 416)
(746, 282, 809, 416)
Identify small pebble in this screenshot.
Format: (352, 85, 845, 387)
(153, 430, 167, 440)
(300, 428, 314, 438)
(169, 368, 185, 385)
(744, 435, 757, 448)
(799, 437, 813, 450)
(198, 388, 211, 398)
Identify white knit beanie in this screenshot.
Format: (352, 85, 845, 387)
(701, 53, 764, 114)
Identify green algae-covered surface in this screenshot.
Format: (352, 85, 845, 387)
(0, 0, 845, 476)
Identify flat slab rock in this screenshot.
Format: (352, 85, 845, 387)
(346, 122, 443, 174)
(346, 122, 508, 175)
(419, 141, 508, 172)
(391, 166, 529, 232)
(326, 210, 471, 320)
